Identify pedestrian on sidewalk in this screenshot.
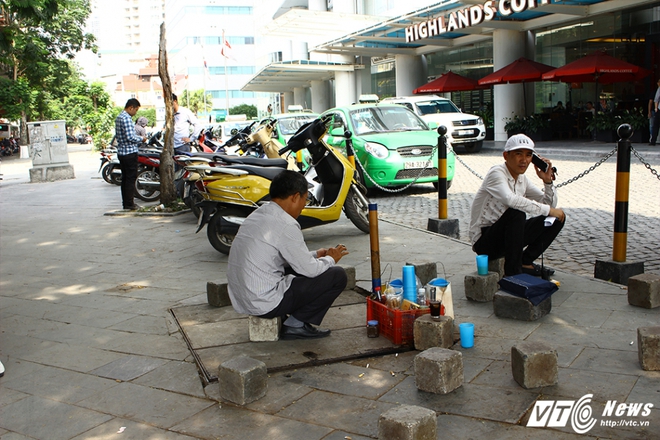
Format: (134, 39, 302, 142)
(469, 134, 566, 279)
(115, 98, 146, 210)
(650, 79, 660, 146)
(227, 170, 349, 340)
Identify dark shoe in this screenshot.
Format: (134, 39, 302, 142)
(124, 204, 140, 211)
(281, 323, 331, 340)
(522, 263, 554, 280)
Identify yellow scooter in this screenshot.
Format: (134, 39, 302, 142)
(195, 115, 370, 254)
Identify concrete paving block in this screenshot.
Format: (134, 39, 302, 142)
(339, 265, 356, 290)
(511, 341, 558, 389)
(427, 218, 459, 239)
(413, 315, 453, 351)
(405, 261, 437, 287)
(217, 356, 267, 405)
(378, 404, 437, 440)
(628, 273, 660, 309)
(493, 291, 551, 321)
(248, 316, 281, 342)
(414, 347, 463, 395)
(207, 282, 231, 307)
(464, 272, 498, 302)
(488, 258, 505, 280)
(637, 326, 660, 371)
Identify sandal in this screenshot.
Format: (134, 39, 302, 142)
(522, 263, 554, 280)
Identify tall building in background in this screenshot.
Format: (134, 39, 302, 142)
(166, 0, 263, 122)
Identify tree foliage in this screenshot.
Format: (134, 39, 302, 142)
(0, 0, 96, 143)
(230, 104, 257, 119)
(178, 89, 213, 115)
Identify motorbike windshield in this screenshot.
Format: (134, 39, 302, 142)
(278, 116, 318, 136)
(349, 106, 428, 135)
(415, 100, 461, 115)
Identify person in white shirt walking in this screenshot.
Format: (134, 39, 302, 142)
(469, 134, 566, 279)
(227, 170, 349, 339)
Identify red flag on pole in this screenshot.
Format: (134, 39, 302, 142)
(221, 31, 233, 60)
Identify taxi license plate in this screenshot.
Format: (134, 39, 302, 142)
(457, 129, 473, 136)
(404, 161, 430, 170)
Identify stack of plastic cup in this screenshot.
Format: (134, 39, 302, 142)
(402, 265, 417, 303)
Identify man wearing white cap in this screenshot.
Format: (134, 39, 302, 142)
(469, 134, 566, 279)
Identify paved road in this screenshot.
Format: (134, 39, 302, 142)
(369, 143, 660, 278)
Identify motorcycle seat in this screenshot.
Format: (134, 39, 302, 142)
(213, 155, 288, 168)
(226, 164, 285, 181)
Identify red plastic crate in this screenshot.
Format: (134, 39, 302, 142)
(366, 297, 430, 345)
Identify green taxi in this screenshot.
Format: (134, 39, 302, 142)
(320, 103, 455, 190)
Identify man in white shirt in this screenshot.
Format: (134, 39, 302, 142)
(227, 170, 349, 339)
(469, 134, 566, 279)
(172, 93, 203, 154)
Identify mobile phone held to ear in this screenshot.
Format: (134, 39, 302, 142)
(532, 153, 558, 176)
(532, 153, 548, 172)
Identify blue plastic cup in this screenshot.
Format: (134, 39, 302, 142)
(476, 255, 488, 276)
(459, 322, 474, 348)
(402, 265, 417, 302)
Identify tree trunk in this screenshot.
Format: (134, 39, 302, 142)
(157, 22, 176, 205)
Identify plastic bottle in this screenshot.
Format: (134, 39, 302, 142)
(417, 288, 426, 306)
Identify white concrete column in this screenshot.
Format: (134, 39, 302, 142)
(311, 80, 330, 113)
(395, 54, 427, 97)
(335, 71, 356, 107)
(356, 56, 371, 97)
(493, 29, 526, 141)
(293, 87, 305, 107)
(308, 0, 326, 11)
(283, 92, 294, 111)
(332, 0, 354, 13)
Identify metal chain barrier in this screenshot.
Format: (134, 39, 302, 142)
(353, 142, 439, 193)
(448, 145, 484, 180)
(450, 145, 619, 189)
(555, 147, 617, 188)
(631, 146, 660, 181)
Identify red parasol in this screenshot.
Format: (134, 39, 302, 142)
(414, 71, 485, 94)
(541, 51, 650, 84)
(478, 57, 555, 86)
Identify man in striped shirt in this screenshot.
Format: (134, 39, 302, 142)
(115, 98, 146, 210)
(228, 171, 349, 340)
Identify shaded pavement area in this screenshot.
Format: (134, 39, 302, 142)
(0, 146, 658, 439)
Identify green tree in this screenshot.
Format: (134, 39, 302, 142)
(229, 104, 257, 119)
(178, 89, 212, 115)
(0, 0, 96, 143)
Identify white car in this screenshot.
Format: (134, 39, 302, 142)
(380, 95, 486, 153)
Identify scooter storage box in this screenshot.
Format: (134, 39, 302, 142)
(366, 297, 429, 345)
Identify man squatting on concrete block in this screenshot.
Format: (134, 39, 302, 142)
(469, 134, 566, 280)
(228, 170, 349, 340)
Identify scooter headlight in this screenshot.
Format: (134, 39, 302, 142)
(364, 142, 388, 159)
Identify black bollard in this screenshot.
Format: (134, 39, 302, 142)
(594, 123, 645, 284)
(437, 125, 448, 220)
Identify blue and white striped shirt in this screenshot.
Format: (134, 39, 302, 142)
(115, 110, 143, 156)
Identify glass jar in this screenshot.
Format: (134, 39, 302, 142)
(367, 320, 379, 338)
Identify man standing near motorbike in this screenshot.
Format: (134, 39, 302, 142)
(228, 170, 349, 339)
(115, 98, 146, 210)
(172, 93, 202, 154)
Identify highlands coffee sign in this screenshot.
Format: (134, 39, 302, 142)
(405, 0, 551, 43)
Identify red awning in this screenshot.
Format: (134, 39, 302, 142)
(478, 57, 555, 85)
(414, 71, 485, 94)
(541, 51, 650, 84)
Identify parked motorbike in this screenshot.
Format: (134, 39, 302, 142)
(195, 115, 370, 254)
(98, 148, 121, 185)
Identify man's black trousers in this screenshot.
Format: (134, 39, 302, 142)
(118, 153, 138, 209)
(259, 266, 347, 326)
(473, 208, 564, 276)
